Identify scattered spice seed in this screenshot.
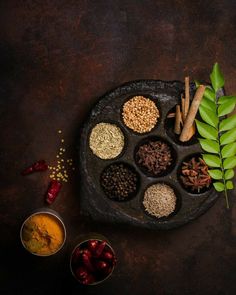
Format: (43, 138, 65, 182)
(136, 140, 173, 176)
(22, 160, 48, 175)
(122, 96, 160, 133)
(180, 156, 211, 192)
(143, 183, 176, 218)
(101, 163, 139, 201)
(89, 123, 125, 160)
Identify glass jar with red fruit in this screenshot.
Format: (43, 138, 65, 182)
(70, 234, 117, 285)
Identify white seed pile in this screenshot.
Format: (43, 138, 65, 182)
(122, 96, 159, 133)
(89, 123, 124, 159)
(143, 183, 176, 218)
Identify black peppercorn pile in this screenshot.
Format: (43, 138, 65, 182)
(136, 140, 173, 176)
(101, 163, 139, 201)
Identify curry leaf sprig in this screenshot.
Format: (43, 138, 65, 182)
(195, 63, 236, 208)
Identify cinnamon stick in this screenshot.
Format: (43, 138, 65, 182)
(174, 105, 181, 135)
(184, 76, 190, 120)
(181, 95, 185, 120)
(179, 85, 206, 142)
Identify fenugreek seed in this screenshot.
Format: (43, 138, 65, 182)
(61, 139, 64, 143)
(67, 160, 69, 163)
(58, 130, 62, 134)
(61, 159, 64, 162)
(62, 166, 65, 169)
(69, 163, 72, 166)
(56, 155, 59, 158)
(72, 167, 75, 170)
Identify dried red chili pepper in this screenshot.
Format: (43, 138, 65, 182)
(22, 160, 48, 175)
(87, 240, 99, 253)
(45, 180, 62, 204)
(94, 241, 106, 258)
(82, 253, 95, 272)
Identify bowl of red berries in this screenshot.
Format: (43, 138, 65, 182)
(70, 235, 117, 285)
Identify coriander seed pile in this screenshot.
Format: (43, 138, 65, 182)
(89, 123, 124, 159)
(101, 163, 139, 201)
(143, 183, 176, 218)
(122, 96, 159, 133)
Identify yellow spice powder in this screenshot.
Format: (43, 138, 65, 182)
(22, 213, 64, 255)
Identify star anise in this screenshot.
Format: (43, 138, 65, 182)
(180, 157, 211, 192)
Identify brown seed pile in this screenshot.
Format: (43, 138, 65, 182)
(143, 183, 176, 218)
(101, 163, 138, 201)
(136, 140, 173, 176)
(122, 96, 159, 133)
(89, 123, 124, 160)
(180, 157, 211, 192)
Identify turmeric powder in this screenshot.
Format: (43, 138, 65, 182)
(22, 213, 65, 255)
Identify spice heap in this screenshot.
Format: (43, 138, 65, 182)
(101, 163, 139, 201)
(122, 96, 160, 133)
(21, 213, 65, 256)
(167, 77, 205, 142)
(136, 140, 173, 176)
(71, 239, 116, 285)
(180, 156, 211, 192)
(143, 183, 176, 218)
(89, 123, 124, 160)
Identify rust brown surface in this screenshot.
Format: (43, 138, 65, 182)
(1, 1, 236, 294)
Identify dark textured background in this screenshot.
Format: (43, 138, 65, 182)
(1, 1, 236, 294)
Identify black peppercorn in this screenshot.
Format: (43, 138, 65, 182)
(100, 163, 139, 201)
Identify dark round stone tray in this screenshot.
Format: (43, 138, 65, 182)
(79, 80, 219, 230)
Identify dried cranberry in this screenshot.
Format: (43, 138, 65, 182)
(22, 160, 48, 175)
(45, 180, 62, 204)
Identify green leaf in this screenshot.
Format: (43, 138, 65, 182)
(226, 181, 234, 190)
(220, 127, 236, 145)
(213, 181, 225, 192)
(210, 63, 225, 91)
(219, 114, 236, 131)
(195, 80, 200, 88)
(221, 142, 236, 158)
(203, 87, 215, 102)
(200, 97, 216, 112)
(199, 138, 219, 153)
(208, 169, 222, 180)
(195, 120, 218, 140)
(202, 154, 221, 167)
(218, 100, 236, 116)
(218, 96, 236, 104)
(223, 156, 236, 169)
(199, 105, 219, 128)
(225, 169, 234, 180)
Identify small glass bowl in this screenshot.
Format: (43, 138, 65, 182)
(20, 208, 66, 257)
(70, 234, 116, 285)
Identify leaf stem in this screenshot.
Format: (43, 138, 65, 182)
(216, 91, 230, 208)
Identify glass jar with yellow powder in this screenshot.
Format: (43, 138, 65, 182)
(20, 209, 66, 256)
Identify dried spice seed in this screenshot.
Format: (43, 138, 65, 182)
(122, 96, 160, 133)
(89, 123, 124, 160)
(101, 163, 139, 201)
(136, 140, 173, 176)
(180, 156, 211, 192)
(143, 183, 176, 218)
